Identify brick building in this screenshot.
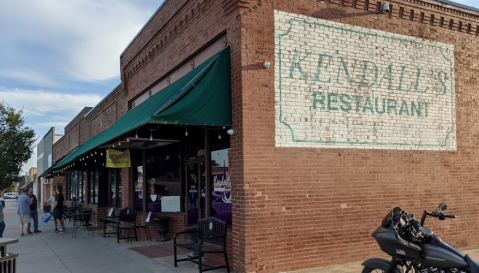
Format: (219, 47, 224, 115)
(42, 0, 479, 272)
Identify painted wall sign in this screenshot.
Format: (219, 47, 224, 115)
(274, 10, 456, 151)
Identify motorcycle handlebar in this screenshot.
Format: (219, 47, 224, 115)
(420, 210, 457, 226)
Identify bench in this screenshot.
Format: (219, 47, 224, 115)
(174, 217, 230, 273)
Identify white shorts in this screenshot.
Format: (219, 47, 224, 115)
(19, 214, 31, 225)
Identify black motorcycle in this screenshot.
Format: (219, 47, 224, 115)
(362, 204, 479, 273)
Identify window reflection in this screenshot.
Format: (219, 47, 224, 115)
(211, 148, 231, 225)
(134, 166, 144, 211)
(146, 155, 181, 212)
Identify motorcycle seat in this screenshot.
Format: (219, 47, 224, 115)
(465, 254, 479, 272)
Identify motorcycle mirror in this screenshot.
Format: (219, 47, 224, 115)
(438, 203, 447, 211)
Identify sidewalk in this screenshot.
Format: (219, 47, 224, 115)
(4, 199, 202, 273)
(5, 199, 479, 273)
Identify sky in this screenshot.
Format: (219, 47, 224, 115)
(0, 0, 478, 176)
(0, 0, 164, 175)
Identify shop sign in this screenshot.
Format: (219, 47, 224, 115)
(106, 149, 131, 168)
(274, 10, 456, 151)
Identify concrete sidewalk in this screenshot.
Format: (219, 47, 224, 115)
(3, 199, 203, 273)
(4, 199, 479, 273)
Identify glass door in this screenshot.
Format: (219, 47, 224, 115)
(186, 159, 206, 225)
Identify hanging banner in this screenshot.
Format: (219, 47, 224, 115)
(106, 149, 131, 168)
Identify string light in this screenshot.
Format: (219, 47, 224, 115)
(95, 150, 97, 155)
(185, 126, 188, 136)
(101, 151, 103, 156)
(127, 134, 130, 142)
(135, 129, 138, 139)
(150, 130, 153, 141)
(218, 128, 221, 140)
(118, 138, 121, 146)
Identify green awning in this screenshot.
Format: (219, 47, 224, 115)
(52, 47, 231, 171)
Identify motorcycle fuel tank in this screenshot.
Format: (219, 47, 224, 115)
(421, 239, 468, 269)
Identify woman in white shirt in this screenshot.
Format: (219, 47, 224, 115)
(47, 191, 57, 231)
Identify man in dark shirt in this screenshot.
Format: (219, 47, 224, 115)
(28, 188, 41, 233)
(52, 188, 65, 234)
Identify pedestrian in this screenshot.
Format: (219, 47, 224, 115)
(17, 188, 33, 236)
(0, 198, 5, 238)
(51, 188, 65, 234)
(47, 191, 57, 231)
(28, 188, 41, 233)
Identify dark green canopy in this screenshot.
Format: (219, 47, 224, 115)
(50, 47, 231, 172)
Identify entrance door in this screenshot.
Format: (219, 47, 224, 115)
(186, 160, 206, 225)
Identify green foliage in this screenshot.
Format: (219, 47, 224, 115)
(0, 101, 36, 190)
(0, 182, 17, 196)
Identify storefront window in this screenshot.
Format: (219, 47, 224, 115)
(67, 171, 85, 205)
(89, 170, 98, 204)
(210, 148, 231, 225)
(109, 169, 122, 207)
(146, 155, 181, 212)
(134, 166, 144, 211)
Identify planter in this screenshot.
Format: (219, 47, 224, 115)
(185, 225, 200, 258)
(153, 216, 170, 242)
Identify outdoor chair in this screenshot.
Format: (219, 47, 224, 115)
(98, 207, 115, 236)
(134, 212, 152, 242)
(102, 207, 121, 237)
(63, 206, 78, 224)
(116, 207, 138, 244)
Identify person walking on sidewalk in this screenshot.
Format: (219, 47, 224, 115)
(47, 191, 57, 231)
(17, 188, 33, 236)
(28, 188, 41, 234)
(51, 188, 65, 234)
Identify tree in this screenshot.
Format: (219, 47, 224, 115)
(0, 101, 35, 191)
(0, 182, 17, 196)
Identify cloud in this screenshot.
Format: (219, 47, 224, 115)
(0, 0, 160, 86)
(0, 69, 60, 88)
(0, 87, 103, 119)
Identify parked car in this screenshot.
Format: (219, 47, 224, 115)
(3, 192, 19, 199)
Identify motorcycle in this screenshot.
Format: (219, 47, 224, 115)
(362, 204, 479, 273)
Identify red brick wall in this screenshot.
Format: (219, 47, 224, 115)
(121, 167, 131, 208)
(51, 0, 479, 272)
(53, 85, 125, 163)
(135, 212, 186, 241)
(64, 108, 88, 135)
(121, 0, 244, 103)
(238, 0, 479, 272)
(121, 1, 245, 271)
